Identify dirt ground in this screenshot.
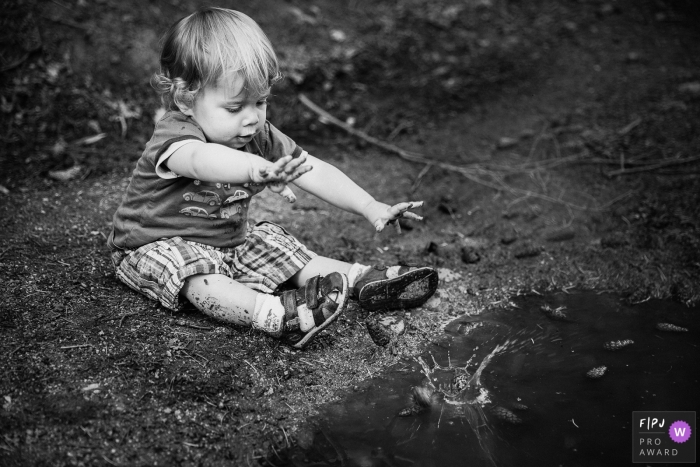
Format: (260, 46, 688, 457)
(1, 0, 699, 465)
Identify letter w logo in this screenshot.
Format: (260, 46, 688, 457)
(674, 427, 686, 437)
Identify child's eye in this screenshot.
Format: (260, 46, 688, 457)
(257, 99, 268, 107)
(226, 107, 242, 113)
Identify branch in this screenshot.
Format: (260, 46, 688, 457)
(298, 94, 628, 211)
(605, 156, 700, 177)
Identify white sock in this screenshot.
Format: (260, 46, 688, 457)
(347, 263, 371, 289)
(253, 294, 285, 338)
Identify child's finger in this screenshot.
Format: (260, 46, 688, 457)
(374, 219, 385, 232)
(402, 212, 423, 221)
(393, 219, 402, 234)
(282, 154, 307, 174)
(269, 156, 293, 177)
(284, 165, 313, 181)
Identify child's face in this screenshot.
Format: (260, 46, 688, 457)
(183, 74, 268, 149)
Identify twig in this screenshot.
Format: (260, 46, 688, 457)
(605, 155, 700, 177)
(60, 344, 92, 350)
(9, 344, 25, 357)
(243, 359, 261, 378)
(119, 312, 137, 327)
(617, 117, 642, 136)
(281, 426, 290, 447)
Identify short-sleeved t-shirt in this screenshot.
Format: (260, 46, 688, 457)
(109, 111, 303, 250)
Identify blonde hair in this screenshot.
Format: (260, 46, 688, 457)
(152, 7, 281, 110)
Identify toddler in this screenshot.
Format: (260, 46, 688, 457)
(108, 7, 438, 349)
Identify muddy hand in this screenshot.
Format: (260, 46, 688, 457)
(258, 154, 312, 184)
(374, 201, 424, 234)
(267, 181, 297, 203)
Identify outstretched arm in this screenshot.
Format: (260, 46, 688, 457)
(166, 142, 311, 185)
(292, 153, 423, 232)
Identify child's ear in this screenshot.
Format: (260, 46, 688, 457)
(175, 99, 195, 117)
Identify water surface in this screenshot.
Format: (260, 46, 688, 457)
(279, 292, 699, 466)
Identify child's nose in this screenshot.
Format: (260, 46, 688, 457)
(241, 106, 259, 126)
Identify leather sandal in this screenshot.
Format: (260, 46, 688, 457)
(280, 273, 348, 349)
(353, 265, 438, 311)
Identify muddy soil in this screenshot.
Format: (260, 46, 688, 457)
(1, 0, 699, 465)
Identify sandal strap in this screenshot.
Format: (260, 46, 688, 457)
(281, 289, 298, 322)
(305, 275, 320, 309)
(312, 306, 326, 327)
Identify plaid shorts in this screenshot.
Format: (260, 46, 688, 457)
(110, 222, 316, 311)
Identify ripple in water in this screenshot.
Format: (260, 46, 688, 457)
(276, 292, 699, 466)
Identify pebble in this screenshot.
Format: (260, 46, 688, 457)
(500, 234, 517, 245)
(365, 316, 405, 347)
(460, 246, 480, 264)
(600, 233, 629, 248)
(678, 82, 700, 96)
(496, 136, 519, 149)
(544, 227, 576, 242)
(514, 244, 542, 259)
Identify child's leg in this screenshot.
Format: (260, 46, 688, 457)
(180, 272, 350, 349)
(180, 273, 259, 326)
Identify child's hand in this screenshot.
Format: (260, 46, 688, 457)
(365, 200, 424, 233)
(253, 154, 312, 185)
(267, 181, 297, 203)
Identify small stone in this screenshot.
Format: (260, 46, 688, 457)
(329, 29, 347, 42)
(496, 136, 519, 149)
(501, 234, 517, 245)
(678, 82, 700, 95)
(365, 317, 392, 346)
(544, 227, 575, 242)
(460, 246, 480, 264)
(513, 244, 542, 259)
(378, 316, 405, 336)
(426, 241, 440, 255)
(626, 51, 641, 62)
(601, 233, 628, 248)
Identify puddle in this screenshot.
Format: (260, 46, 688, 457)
(278, 292, 699, 466)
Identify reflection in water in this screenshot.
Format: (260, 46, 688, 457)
(277, 293, 700, 466)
